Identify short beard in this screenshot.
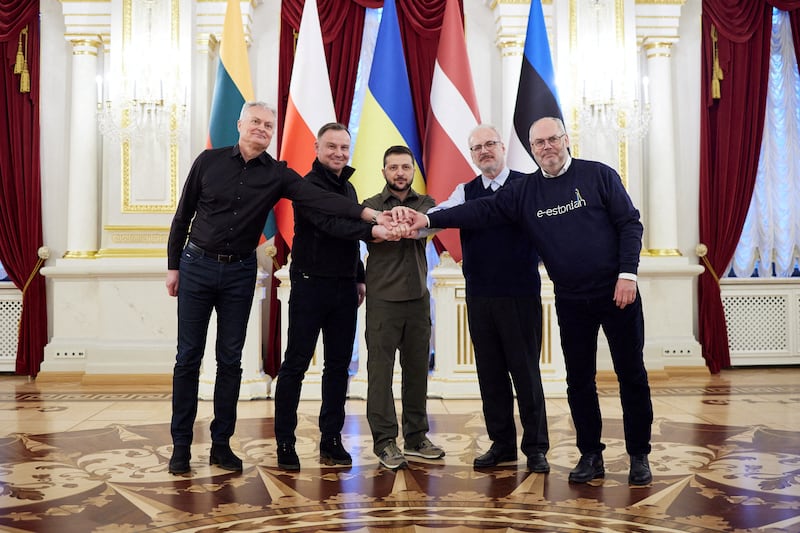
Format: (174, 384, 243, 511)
(388, 181, 410, 193)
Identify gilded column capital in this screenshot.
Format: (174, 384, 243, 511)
(68, 38, 103, 56)
(487, 0, 530, 56)
(61, 0, 110, 50)
(195, 0, 262, 46)
(643, 38, 678, 59)
(635, 0, 683, 47)
(196, 33, 219, 56)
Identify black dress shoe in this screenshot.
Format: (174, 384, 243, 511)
(320, 437, 352, 466)
(209, 443, 243, 471)
(277, 442, 301, 471)
(526, 452, 550, 473)
(568, 451, 605, 483)
(168, 445, 191, 475)
(628, 454, 652, 486)
(473, 447, 517, 468)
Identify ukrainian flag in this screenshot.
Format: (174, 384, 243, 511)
(350, 0, 425, 200)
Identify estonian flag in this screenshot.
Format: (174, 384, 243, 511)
(506, 0, 563, 173)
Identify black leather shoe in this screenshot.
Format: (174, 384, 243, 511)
(168, 445, 191, 475)
(473, 446, 517, 468)
(320, 437, 352, 466)
(526, 452, 550, 473)
(209, 443, 243, 471)
(569, 452, 605, 483)
(628, 454, 652, 486)
(277, 442, 301, 471)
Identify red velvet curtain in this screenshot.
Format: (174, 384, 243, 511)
(278, 0, 380, 145)
(698, 0, 800, 373)
(0, 0, 46, 377)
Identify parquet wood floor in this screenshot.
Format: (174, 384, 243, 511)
(0, 368, 798, 532)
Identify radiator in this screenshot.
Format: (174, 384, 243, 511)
(0, 286, 22, 372)
(721, 279, 800, 366)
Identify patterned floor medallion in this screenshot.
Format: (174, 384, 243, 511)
(0, 384, 799, 532)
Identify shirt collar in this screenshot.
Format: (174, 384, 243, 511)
(481, 166, 510, 189)
(542, 154, 573, 178)
(379, 184, 420, 203)
(231, 143, 269, 165)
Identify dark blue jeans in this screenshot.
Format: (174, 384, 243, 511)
(555, 291, 652, 456)
(170, 246, 257, 447)
(273, 272, 358, 444)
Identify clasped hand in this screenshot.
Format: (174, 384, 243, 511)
(371, 207, 428, 241)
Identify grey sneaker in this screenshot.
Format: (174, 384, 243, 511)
(377, 440, 408, 470)
(404, 438, 445, 459)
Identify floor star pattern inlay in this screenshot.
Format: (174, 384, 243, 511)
(0, 370, 798, 532)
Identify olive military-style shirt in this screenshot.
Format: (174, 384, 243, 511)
(362, 186, 435, 301)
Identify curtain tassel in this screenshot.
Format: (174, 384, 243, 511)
(13, 30, 25, 74)
(711, 25, 723, 100)
(20, 63, 30, 93)
(13, 27, 31, 93)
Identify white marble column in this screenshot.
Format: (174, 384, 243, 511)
(643, 45, 680, 255)
(488, 2, 528, 140)
(65, 39, 101, 258)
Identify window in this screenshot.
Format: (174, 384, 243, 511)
(729, 8, 800, 278)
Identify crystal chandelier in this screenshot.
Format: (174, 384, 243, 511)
(96, 89, 188, 144)
(578, 84, 651, 140)
(96, 0, 187, 144)
(574, 0, 650, 141)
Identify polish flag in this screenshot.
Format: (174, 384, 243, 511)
(275, 0, 336, 249)
(423, 0, 481, 263)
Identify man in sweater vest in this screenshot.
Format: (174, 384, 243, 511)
(427, 125, 550, 473)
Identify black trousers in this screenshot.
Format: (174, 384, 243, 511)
(555, 291, 652, 456)
(466, 295, 549, 457)
(273, 273, 358, 444)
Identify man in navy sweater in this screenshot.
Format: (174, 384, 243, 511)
(397, 117, 653, 486)
(427, 125, 549, 472)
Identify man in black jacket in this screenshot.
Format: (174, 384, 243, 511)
(273, 123, 395, 471)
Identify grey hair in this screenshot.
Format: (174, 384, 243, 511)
(239, 101, 277, 120)
(468, 124, 504, 145)
(529, 117, 567, 140)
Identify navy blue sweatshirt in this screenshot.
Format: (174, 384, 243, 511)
(429, 159, 643, 299)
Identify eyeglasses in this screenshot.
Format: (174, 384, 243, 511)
(469, 140, 503, 153)
(532, 133, 566, 149)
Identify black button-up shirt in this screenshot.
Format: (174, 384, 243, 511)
(167, 145, 364, 270)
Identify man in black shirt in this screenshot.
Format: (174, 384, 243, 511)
(273, 123, 395, 471)
(166, 102, 388, 475)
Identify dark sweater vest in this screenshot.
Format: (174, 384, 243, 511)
(461, 172, 541, 298)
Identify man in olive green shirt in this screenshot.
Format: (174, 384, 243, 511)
(362, 145, 444, 470)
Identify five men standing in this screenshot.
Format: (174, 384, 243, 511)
(167, 102, 652, 486)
